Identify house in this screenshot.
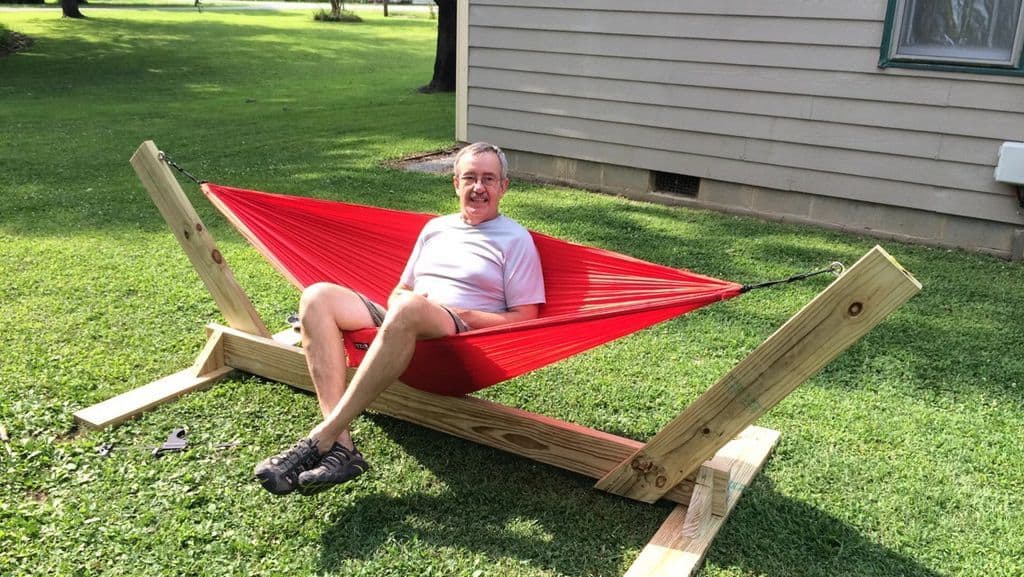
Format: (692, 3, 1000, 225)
(454, 0, 1024, 259)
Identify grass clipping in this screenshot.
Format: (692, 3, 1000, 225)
(314, 9, 362, 22)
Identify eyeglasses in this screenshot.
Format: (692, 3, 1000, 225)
(458, 174, 501, 187)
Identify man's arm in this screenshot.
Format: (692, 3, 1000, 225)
(448, 303, 540, 330)
(390, 284, 537, 330)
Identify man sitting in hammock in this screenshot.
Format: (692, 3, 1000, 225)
(254, 142, 546, 496)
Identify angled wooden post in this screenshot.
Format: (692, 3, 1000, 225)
(73, 140, 272, 429)
(596, 246, 922, 503)
(130, 140, 270, 338)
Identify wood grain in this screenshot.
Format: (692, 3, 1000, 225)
(596, 246, 921, 503)
(130, 140, 270, 337)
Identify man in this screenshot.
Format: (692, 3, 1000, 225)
(254, 142, 546, 496)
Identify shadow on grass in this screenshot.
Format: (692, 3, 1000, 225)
(317, 416, 666, 575)
(710, 476, 944, 577)
(316, 417, 941, 577)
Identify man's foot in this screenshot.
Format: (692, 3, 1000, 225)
(253, 437, 322, 495)
(297, 443, 369, 495)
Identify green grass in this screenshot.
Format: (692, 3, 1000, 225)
(2, 8, 1023, 577)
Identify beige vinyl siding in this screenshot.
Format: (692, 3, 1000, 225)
(478, 0, 886, 20)
(471, 69, 1021, 142)
(470, 106, 1002, 214)
(464, 1, 1024, 227)
(471, 127, 1012, 220)
(471, 88, 1000, 165)
(471, 49, 1024, 112)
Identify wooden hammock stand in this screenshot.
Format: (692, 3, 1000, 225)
(76, 141, 921, 576)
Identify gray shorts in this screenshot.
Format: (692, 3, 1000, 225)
(354, 291, 470, 335)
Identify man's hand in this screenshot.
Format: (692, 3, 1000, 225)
(449, 304, 540, 330)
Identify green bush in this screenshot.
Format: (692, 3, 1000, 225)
(313, 8, 362, 21)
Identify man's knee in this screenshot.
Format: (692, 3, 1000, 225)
(299, 282, 338, 312)
(381, 292, 428, 332)
(383, 292, 452, 338)
(299, 283, 337, 334)
(300, 282, 377, 333)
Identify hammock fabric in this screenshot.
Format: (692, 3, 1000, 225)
(201, 183, 743, 396)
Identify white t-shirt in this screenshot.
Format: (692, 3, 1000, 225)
(399, 214, 546, 313)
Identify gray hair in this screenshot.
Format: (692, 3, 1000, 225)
(453, 142, 508, 180)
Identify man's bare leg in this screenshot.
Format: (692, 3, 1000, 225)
(307, 289, 456, 453)
(298, 282, 377, 450)
(254, 288, 456, 495)
(253, 282, 381, 495)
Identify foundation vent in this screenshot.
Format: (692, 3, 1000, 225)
(653, 171, 700, 197)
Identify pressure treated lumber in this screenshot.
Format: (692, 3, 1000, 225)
(73, 335, 234, 430)
(130, 140, 270, 338)
(212, 323, 711, 505)
(77, 141, 921, 577)
(703, 455, 731, 518)
(623, 427, 780, 577)
(75, 328, 300, 429)
(75, 362, 235, 430)
(596, 245, 921, 503)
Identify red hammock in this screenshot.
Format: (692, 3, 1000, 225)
(202, 183, 743, 395)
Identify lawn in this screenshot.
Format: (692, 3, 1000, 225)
(2, 7, 1023, 577)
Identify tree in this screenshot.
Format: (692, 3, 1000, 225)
(328, 0, 345, 19)
(419, 0, 455, 93)
(61, 0, 86, 19)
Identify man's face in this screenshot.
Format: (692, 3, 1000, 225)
(453, 151, 507, 225)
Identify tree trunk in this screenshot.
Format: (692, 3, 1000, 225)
(61, 0, 86, 18)
(419, 0, 456, 93)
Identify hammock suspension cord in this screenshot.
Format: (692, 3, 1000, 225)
(159, 151, 204, 185)
(740, 262, 845, 293)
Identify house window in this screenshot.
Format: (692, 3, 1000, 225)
(880, 0, 1024, 74)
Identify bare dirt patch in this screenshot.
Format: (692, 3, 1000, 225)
(388, 148, 459, 174)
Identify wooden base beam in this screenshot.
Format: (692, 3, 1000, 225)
(73, 328, 299, 430)
(73, 329, 234, 429)
(624, 427, 779, 577)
